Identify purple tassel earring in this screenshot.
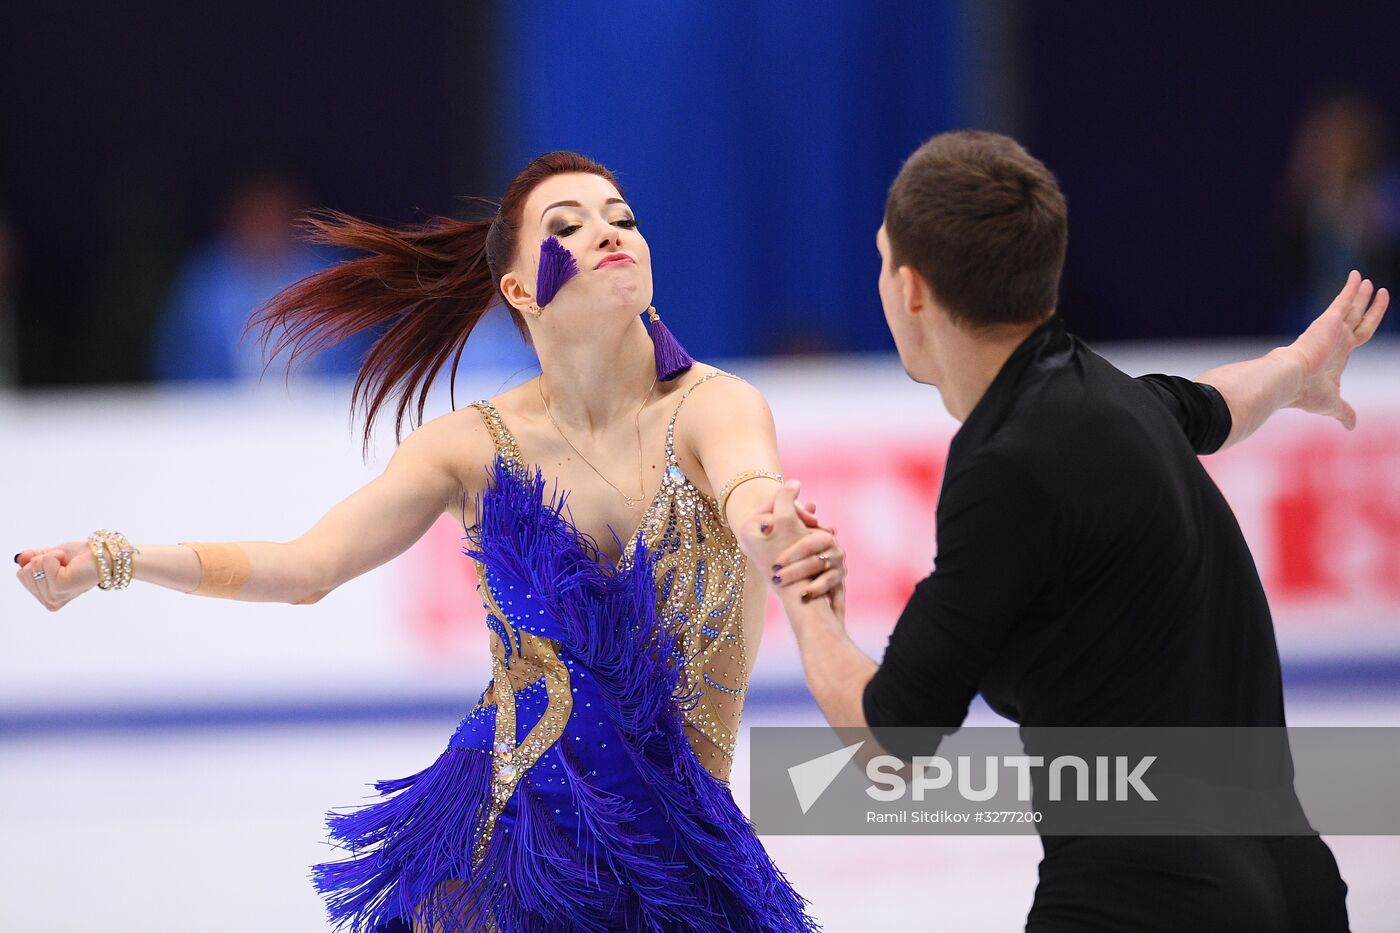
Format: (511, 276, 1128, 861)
(535, 236, 580, 307)
(534, 236, 691, 381)
(646, 306, 694, 381)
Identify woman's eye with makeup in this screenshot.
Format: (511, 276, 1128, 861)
(553, 224, 581, 238)
(612, 218, 638, 229)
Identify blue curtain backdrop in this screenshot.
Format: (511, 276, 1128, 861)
(497, 2, 965, 359)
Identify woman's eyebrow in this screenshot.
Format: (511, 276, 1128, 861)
(541, 197, 628, 220)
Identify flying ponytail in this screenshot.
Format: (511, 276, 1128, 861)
(243, 151, 623, 458)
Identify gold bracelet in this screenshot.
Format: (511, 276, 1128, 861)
(87, 532, 115, 590)
(716, 468, 783, 527)
(105, 532, 135, 589)
(88, 530, 139, 590)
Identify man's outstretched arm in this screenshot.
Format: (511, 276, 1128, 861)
(1199, 270, 1388, 451)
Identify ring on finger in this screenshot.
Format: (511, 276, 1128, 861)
(32, 570, 46, 580)
(817, 551, 831, 567)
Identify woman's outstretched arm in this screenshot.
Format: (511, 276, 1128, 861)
(680, 373, 843, 591)
(14, 412, 489, 611)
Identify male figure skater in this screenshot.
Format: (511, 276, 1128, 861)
(744, 130, 1388, 931)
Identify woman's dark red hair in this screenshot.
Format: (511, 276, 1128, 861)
(244, 150, 622, 456)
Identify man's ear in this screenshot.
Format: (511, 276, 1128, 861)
(896, 264, 931, 317)
(499, 270, 535, 314)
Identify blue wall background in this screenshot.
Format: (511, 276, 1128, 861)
(6, 2, 1398, 387)
(497, 1, 965, 360)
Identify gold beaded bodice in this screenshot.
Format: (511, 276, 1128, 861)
(468, 368, 751, 785)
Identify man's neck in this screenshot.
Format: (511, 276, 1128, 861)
(932, 319, 1042, 423)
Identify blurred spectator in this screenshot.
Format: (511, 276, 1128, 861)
(1275, 94, 1400, 334)
(150, 173, 372, 382)
(150, 172, 535, 385)
(0, 214, 17, 386)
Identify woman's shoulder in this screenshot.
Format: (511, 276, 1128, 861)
(420, 401, 498, 445)
(474, 377, 547, 423)
(411, 401, 512, 498)
(666, 363, 774, 460)
(668, 361, 768, 412)
(676, 359, 736, 383)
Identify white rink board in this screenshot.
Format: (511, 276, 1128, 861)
(2, 339, 1398, 714)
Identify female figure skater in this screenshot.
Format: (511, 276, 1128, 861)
(13, 151, 838, 932)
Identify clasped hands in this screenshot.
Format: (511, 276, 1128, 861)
(740, 480, 846, 618)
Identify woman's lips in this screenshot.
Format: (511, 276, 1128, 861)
(595, 254, 635, 270)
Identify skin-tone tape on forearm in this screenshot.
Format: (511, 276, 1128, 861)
(179, 541, 252, 598)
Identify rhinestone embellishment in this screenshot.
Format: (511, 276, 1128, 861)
(468, 370, 750, 821)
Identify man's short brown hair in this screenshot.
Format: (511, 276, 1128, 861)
(885, 130, 1068, 328)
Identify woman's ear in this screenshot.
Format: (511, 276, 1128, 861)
(498, 269, 535, 314)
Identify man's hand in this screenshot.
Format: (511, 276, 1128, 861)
(1197, 270, 1389, 449)
(1282, 269, 1389, 430)
(771, 527, 846, 621)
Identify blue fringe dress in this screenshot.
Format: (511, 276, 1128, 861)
(311, 370, 820, 932)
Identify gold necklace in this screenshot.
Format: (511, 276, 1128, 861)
(538, 371, 659, 509)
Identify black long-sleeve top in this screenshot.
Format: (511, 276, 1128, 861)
(862, 315, 1287, 732)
